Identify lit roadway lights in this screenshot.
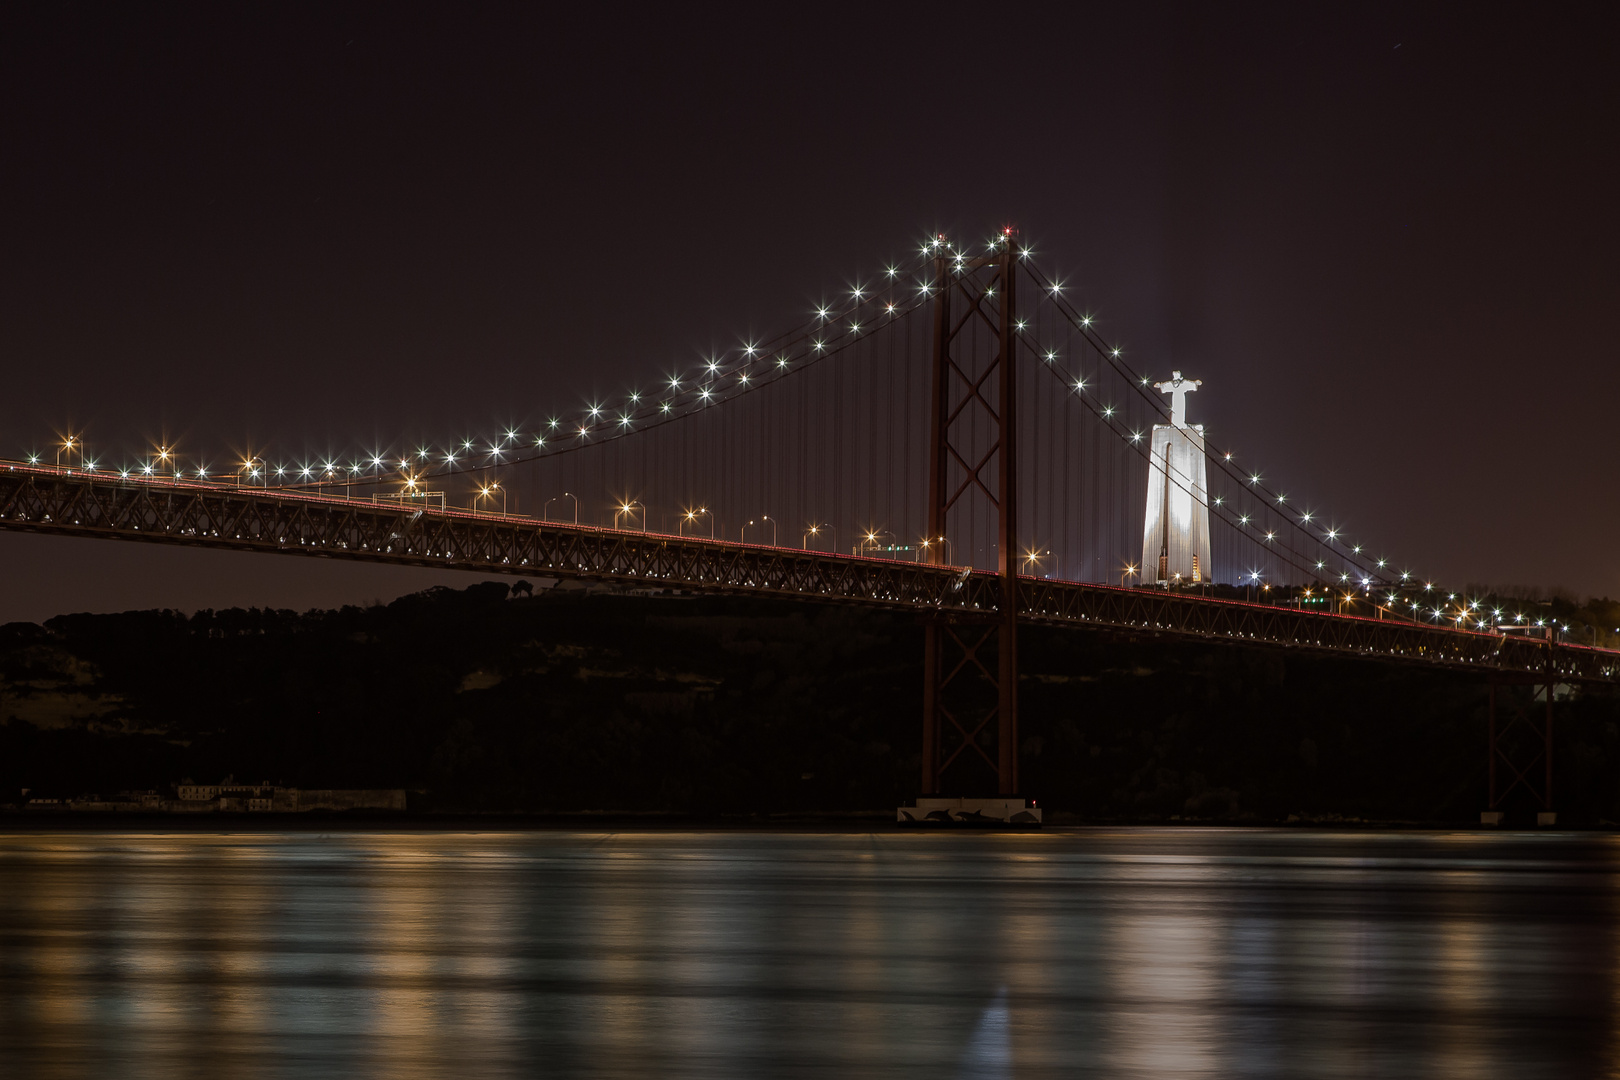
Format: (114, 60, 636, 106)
(614, 500, 646, 531)
(475, 482, 506, 515)
(740, 516, 778, 546)
(679, 508, 713, 538)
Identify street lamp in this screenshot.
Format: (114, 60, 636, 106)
(544, 492, 578, 524)
(476, 482, 506, 514)
(741, 516, 777, 545)
(680, 507, 712, 538)
(917, 535, 954, 564)
(802, 523, 835, 552)
(237, 457, 264, 488)
(1121, 563, 1138, 588)
(614, 500, 646, 530)
(57, 435, 77, 469)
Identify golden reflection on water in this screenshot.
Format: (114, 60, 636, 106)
(1433, 901, 1490, 1080)
(0, 829, 1617, 1078)
(1107, 899, 1220, 1076)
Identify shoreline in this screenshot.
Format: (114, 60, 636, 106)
(0, 810, 1604, 831)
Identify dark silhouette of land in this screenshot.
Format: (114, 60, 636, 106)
(2, 582, 1616, 824)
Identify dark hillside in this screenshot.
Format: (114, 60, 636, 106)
(2, 582, 1615, 822)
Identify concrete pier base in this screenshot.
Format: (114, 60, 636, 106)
(897, 797, 1042, 826)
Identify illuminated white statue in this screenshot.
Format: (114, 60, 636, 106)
(1141, 371, 1212, 584)
(1154, 370, 1201, 427)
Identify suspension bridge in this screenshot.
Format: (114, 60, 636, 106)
(3, 230, 1614, 816)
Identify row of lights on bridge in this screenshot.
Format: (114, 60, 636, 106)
(23, 432, 1581, 635)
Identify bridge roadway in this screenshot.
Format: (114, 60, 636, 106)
(2, 463, 1615, 685)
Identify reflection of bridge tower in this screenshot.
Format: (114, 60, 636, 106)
(1141, 371, 1211, 584)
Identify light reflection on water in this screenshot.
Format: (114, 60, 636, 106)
(0, 828, 1616, 1078)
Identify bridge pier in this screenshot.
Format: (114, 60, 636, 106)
(1482, 673, 1556, 826)
(919, 617, 1015, 795)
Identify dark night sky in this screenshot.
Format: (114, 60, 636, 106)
(2, 3, 1617, 623)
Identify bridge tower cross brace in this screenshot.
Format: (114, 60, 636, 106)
(920, 238, 1020, 796)
(1485, 650, 1557, 823)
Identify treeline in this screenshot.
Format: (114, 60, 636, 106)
(1, 582, 1616, 822)
(1457, 585, 1620, 648)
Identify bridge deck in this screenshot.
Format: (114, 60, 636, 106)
(3, 464, 1615, 684)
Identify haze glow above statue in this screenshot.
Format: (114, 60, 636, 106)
(1141, 370, 1213, 584)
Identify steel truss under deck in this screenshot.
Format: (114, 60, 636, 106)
(2, 465, 1616, 688)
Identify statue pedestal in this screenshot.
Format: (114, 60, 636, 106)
(1141, 423, 1211, 583)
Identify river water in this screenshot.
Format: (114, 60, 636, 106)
(0, 827, 1614, 1078)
